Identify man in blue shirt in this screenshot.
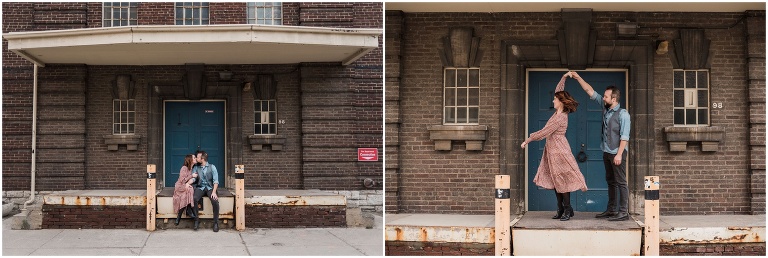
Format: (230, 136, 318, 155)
(192, 151, 221, 232)
(572, 71, 631, 221)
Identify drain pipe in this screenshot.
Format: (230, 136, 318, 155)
(22, 64, 38, 210)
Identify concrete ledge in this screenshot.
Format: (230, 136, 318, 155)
(43, 190, 146, 206)
(385, 214, 494, 243)
(244, 190, 346, 206)
(657, 215, 766, 244)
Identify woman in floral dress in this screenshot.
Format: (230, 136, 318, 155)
(173, 154, 198, 225)
(521, 72, 588, 221)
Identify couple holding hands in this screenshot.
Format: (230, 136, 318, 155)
(522, 71, 631, 222)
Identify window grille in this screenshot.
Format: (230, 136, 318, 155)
(673, 70, 709, 126)
(103, 2, 138, 27)
(247, 2, 283, 25)
(444, 68, 480, 124)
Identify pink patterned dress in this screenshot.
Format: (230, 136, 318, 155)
(523, 74, 588, 193)
(172, 166, 195, 212)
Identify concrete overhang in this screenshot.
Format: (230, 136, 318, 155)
(386, 2, 765, 13)
(2, 24, 381, 67)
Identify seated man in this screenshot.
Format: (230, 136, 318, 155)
(192, 151, 220, 232)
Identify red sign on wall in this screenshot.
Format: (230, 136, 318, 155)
(358, 148, 378, 162)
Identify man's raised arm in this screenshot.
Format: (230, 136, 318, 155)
(571, 71, 595, 97)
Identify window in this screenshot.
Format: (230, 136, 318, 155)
(103, 2, 138, 27)
(255, 99, 277, 134)
(444, 68, 480, 124)
(673, 70, 709, 126)
(175, 2, 209, 25)
(247, 2, 283, 25)
(113, 99, 135, 134)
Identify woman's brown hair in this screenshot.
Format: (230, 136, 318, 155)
(555, 91, 579, 113)
(183, 154, 195, 171)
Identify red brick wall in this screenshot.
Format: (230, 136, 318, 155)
(85, 66, 152, 189)
(136, 2, 175, 25)
(661, 243, 766, 256)
(388, 11, 762, 214)
(648, 13, 753, 214)
(209, 2, 246, 25)
(239, 65, 302, 189)
(42, 205, 145, 229)
(386, 241, 494, 256)
(245, 205, 345, 228)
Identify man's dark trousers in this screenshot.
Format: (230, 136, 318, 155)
(603, 152, 628, 214)
(193, 188, 220, 222)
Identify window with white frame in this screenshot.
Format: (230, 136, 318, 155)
(247, 2, 282, 25)
(673, 70, 709, 126)
(444, 68, 480, 124)
(254, 99, 277, 134)
(103, 2, 138, 27)
(113, 99, 135, 134)
(175, 2, 209, 25)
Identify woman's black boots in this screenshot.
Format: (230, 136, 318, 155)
(552, 208, 564, 219)
(560, 206, 574, 221)
(185, 204, 197, 220)
(175, 209, 183, 225)
(552, 192, 564, 219)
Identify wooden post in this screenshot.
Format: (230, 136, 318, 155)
(235, 165, 245, 231)
(644, 176, 660, 256)
(146, 164, 156, 231)
(494, 175, 511, 256)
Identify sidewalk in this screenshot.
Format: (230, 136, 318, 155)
(2, 213, 384, 256)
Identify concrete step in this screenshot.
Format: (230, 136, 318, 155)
(156, 188, 234, 219)
(10, 204, 43, 230)
(511, 211, 642, 256)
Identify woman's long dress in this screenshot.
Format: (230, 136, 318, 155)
(172, 166, 195, 212)
(524, 112, 588, 193)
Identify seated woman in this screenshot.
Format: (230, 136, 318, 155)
(173, 154, 198, 225)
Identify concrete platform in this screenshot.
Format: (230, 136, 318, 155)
(43, 190, 146, 206)
(638, 214, 766, 244)
(385, 212, 766, 256)
(385, 214, 495, 243)
(244, 189, 346, 206)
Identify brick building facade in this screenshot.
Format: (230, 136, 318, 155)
(385, 5, 765, 216)
(2, 2, 383, 216)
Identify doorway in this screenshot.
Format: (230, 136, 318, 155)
(164, 101, 226, 187)
(526, 70, 627, 211)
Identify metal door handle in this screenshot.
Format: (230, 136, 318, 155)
(577, 144, 587, 163)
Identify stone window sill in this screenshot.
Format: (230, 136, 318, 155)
(427, 125, 489, 151)
(663, 126, 725, 152)
(103, 134, 141, 151)
(248, 135, 286, 151)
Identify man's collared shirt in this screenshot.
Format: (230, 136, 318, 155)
(193, 162, 218, 191)
(590, 91, 631, 154)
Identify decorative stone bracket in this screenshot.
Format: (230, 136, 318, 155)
(248, 135, 286, 151)
(104, 134, 142, 151)
(663, 126, 725, 152)
(428, 125, 488, 151)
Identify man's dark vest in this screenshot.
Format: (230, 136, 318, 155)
(603, 108, 626, 150)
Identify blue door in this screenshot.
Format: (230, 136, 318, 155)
(527, 71, 626, 211)
(165, 101, 225, 187)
